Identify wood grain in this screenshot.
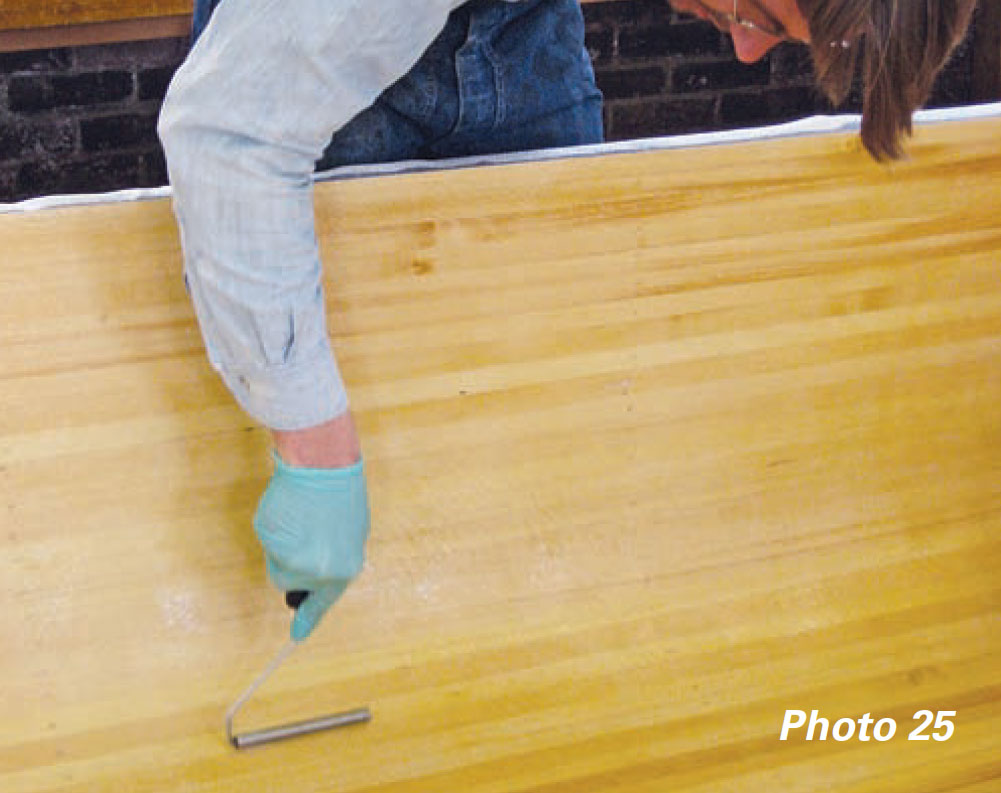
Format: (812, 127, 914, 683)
(2, 116, 1000, 792)
(0, 16, 191, 53)
(0, 1, 191, 31)
(0, 0, 612, 31)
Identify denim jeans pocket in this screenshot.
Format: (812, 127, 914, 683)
(483, 0, 600, 129)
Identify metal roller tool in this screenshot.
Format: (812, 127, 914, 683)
(225, 591, 372, 749)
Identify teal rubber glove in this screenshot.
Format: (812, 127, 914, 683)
(253, 452, 370, 641)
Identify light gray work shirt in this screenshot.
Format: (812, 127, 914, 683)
(159, 0, 522, 430)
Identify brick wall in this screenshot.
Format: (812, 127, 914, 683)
(0, 38, 186, 201)
(0, 0, 984, 202)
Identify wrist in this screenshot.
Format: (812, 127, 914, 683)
(270, 411, 361, 468)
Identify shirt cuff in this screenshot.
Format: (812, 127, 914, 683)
(216, 340, 350, 431)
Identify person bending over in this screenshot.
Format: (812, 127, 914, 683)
(157, 0, 976, 640)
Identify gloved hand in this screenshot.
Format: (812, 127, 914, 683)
(253, 452, 370, 641)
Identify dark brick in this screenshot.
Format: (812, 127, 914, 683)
(8, 71, 133, 113)
(17, 153, 145, 198)
(582, 0, 669, 28)
(595, 65, 666, 100)
(73, 37, 190, 69)
(142, 149, 170, 187)
(0, 48, 72, 73)
(601, 103, 613, 136)
(619, 21, 723, 60)
(0, 116, 76, 163)
(720, 86, 821, 127)
(609, 95, 718, 140)
(584, 26, 615, 65)
(138, 65, 178, 102)
(769, 43, 816, 85)
(7, 75, 56, 112)
(81, 113, 160, 153)
(0, 166, 17, 202)
(0, 122, 27, 163)
(671, 59, 770, 93)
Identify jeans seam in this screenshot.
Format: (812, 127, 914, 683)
(482, 40, 506, 129)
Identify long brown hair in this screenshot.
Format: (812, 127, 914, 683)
(799, 0, 977, 160)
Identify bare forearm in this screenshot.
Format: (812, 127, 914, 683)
(271, 411, 361, 468)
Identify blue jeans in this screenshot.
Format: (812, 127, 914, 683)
(191, 0, 604, 169)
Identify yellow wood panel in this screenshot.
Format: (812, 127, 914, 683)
(1, 116, 1000, 792)
(0, 0, 610, 32)
(0, 1, 191, 31)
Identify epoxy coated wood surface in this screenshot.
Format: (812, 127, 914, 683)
(0, 1, 191, 30)
(2, 118, 1000, 792)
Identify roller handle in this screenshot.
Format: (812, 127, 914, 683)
(285, 590, 310, 610)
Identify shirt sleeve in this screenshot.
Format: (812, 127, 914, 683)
(158, 0, 465, 430)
